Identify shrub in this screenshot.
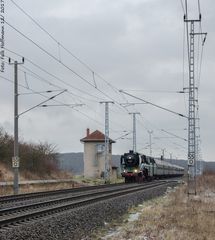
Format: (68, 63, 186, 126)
(0, 127, 58, 177)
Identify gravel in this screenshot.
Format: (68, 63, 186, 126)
(0, 182, 177, 240)
(0, 184, 135, 209)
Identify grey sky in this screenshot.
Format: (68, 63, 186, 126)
(1, 0, 214, 161)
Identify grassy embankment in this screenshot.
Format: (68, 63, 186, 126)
(0, 162, 75, 195)
(0, 163, 123, 196)
(0, 128, 123, 196)
(94, 173, 215, 240)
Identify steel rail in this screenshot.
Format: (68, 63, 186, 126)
(0, 181, 176, 228)
(0, 183, 146, 214)
(0, 182, 126, 204)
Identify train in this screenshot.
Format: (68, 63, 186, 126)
(120, 150, 184, 183)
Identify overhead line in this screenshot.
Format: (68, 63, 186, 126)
(20, 65, 98, 104)
(161, 129, 187, 142)
(120, 90, 188, 118)
(198, 0, 201, 16)
(134, 116, 186, 157)
(20, 66, 82, 103)
(18, 66, 124, 131)
(5, 56, 128, 131)
(120, 89, 183, 93)
(0, 75, 105, 127)
(4, 21, 126, 113)
(4, 20, 97, 89)
(180, 0, 186, 14)
(137, 117, 187, 153)
(8, 0, 192, 142)
(10, 0, 94, 72)
(9, 0, 121, 97)
(8, 0, 134, 115)
(4, 56, 89, 104)
(10, 0, 58, 44)
(117, 97, 187, 157)
(19, 90, 67, 117)
(4, 59, 114, 129)
(0, 64, 122, 131)
(4, 49, 105, 102)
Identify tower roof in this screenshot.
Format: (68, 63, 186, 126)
(80, 129, 115, 143)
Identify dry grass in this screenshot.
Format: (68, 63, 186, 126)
(0, 162, 77, 196)
(73, 175, 123, 186)
(0, 163, 14, 181)
(0, 181, 84, 196)
(197, 171, 215, 194)
(97, 173, 215, 240)
(0, 162, 74, 181)
(0, 171, 122, 196)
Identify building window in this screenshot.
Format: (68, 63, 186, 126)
(96, 144, 105, 153)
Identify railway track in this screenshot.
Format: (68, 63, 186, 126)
(0, 182, 139, 209)
(0, 180, 173, 229)
(0, 182, 140, 209)
(0, 182, 125, 204)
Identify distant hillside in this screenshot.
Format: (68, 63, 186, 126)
(204, 161, 215, 172)
(57, 153, 120, 175)
(57, 153, 84, 174)
(57, 152, 215, 174)
(164, 159, 215, 172)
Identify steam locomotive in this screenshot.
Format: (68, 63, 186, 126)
(120, 150, 184, 183)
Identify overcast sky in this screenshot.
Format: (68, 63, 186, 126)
(1, 0, 214, 161)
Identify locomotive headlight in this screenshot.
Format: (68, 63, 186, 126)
(134, 169, 138, 173)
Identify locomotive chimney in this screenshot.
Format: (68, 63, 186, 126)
(86, 128, 90, 137)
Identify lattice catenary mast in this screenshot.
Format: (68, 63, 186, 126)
(184, 1, 207, 195)
(100, 101, 114, 182)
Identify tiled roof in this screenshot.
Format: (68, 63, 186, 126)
(80, 130, 115, 143)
